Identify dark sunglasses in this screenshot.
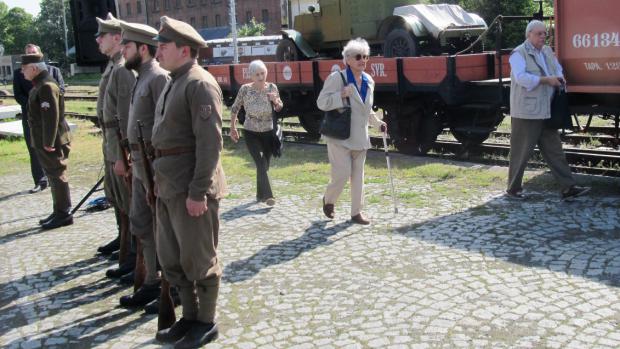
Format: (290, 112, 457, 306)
(354, 54, 369, 61)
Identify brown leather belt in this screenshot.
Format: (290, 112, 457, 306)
(154, 146, 194, 159)
(129, 142, 151, 151)
(102, 120, 119, 129)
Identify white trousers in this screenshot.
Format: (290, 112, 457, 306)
(324, 142, 367, 216)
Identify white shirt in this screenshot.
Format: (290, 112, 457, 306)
(509, 48, 564, 91)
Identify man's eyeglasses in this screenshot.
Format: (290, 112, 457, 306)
(532, 31, 547, 37)
(353, 54, 369, 61)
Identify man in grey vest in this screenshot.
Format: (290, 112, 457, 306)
(507, 20, 590, 200)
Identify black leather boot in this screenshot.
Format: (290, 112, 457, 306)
(173, 322, 218, 349)
(155, 317, 195, 343)
(120, 282, 161, 307)
(97, 237, 120, 255)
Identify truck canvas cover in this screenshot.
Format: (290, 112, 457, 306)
(394, 4, 487, 39)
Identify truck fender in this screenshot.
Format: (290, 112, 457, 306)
(281, 29, 319, 59)
(377, 15, 429, 40)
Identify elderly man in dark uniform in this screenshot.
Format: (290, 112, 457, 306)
(117, 21, 170, 308)
(95, 13, 137, 278)
(21, 53, 72, 229)
(151, 16, 227, 348)
(13, 44, 65, 194)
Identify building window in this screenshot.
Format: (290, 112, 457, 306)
(262, 9, 269, 23)
(126, 3, 131, 15)
(186, 0, 195, 7)
(153, 0, 159, 11)
(175, 0, 181, 9)
(202, 16, 208, 27)
(211, 0, 221, 4)
(164, 0, 170, 10)
(200, 0, 207, 5)
(190, 17, 196, 27)
(215, 14, 221, 26)
(246, 11, 252, 23)
(137, 1, 142, 14)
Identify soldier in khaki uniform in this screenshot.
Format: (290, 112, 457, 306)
(21, 53, 73, 230)
(95, 13, 138, 278)
(118, 21, 170, 308)
(151, 16, 227, 348)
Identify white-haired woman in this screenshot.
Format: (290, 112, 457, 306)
(230, 59, 283, 206)
(317, 38, 386, 225)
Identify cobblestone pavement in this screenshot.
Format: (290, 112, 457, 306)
(1, 167, 620, 349)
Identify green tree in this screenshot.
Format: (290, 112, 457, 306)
(0, 2, 36, 55)
(236, 18, 266, 37)
(35, 0, 74, 69)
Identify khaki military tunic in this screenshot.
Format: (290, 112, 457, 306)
(102, 52, 136, 213)
(97, 59, 115, 201)
(28, 71, 72, 213)
(126, 58, 169, 284)
(151, 61, 227, 310)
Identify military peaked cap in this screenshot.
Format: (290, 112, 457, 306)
(154, 16, 207, 49)
(95, 13, 123, 37)
(121, 22, 159, 47)
(20, 53, 44, 65)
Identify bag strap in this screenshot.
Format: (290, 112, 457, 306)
(339, 71, 351, 106)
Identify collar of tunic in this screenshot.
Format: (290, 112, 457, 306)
(31, 70, 50, 87)
(170, 61, 196, 81)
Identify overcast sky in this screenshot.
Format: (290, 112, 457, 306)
(3, 0, 40, 16)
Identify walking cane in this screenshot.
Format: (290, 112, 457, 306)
(381, 130, 398, 214)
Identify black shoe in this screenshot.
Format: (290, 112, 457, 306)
(38, 212, 56, 225)
(119, 270, 135, 285)
(174, 321, 218, 349)
(144, 288, 181, 314)
(120, 282, 161, 308)
(41, 213, 73, 230)
(108, 251, 119, 261)
(561, 185, 590, 200)
(105, 261, 135, 279)
(155, 317, 195, 343)
(97, 237, 120, 255)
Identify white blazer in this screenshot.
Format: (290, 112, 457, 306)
(317, 70, 383, 150)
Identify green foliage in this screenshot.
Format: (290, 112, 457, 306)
(236, 18, 266, 37)
(35, 0, 75, 69)
(0, 6, 36, 54)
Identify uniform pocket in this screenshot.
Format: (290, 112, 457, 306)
(523, 96, 539, 114)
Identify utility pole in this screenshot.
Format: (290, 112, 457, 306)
(229, 0, 239, 64)
(60, 0, 69, 56)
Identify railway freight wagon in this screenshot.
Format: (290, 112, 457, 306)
(207, 0, 620, 153)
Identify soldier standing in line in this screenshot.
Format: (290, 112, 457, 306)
(94, 13, 137, 278)
(151, 16, 227, 348)
(117, 21, 170, 308)
(21, 53, 72, 230)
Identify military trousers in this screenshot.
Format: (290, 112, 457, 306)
(507, 117, 576, 192)
(36, 144, 71, 214)
(156, 194, 221, 323)
(105, 160, 131, 214)
(130, 175, 158, 284)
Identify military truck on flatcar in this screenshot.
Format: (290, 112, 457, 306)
(277, 0, 488, 60)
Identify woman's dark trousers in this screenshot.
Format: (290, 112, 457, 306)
(244, 129, 274, 201)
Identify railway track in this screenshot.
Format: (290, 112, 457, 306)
(54, 112, 620, 177)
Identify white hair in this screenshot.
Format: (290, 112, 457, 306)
(248, 59, 267, 76)
(342, 38, 370, 65)
(525, 20, 546, 38)
(33, 62, 48, 71)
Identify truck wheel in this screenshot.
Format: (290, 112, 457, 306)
(277, 39, 300, 62)
(298, 112, 322, 140)
(384, 29, 418, 58)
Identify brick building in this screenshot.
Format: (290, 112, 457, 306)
(116, 0, 282, 36)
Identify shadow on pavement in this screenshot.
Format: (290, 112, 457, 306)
(221, 201, 273, 222)
(223, 220, 352, 283)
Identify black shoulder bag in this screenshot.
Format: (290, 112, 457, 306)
(531, 55, 572, 130)
(319, 72, 351, 140)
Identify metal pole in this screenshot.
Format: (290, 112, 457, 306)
(60, 0, 69, 56)
(230, 0, 239, 64)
